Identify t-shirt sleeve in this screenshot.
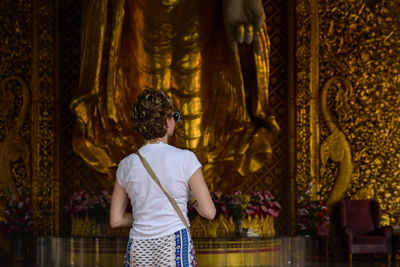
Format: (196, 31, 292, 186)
(116, 159, 125, 187)
(184, 151, 202, 182)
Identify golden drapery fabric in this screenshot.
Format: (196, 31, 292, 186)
(71, 0, 279, 192)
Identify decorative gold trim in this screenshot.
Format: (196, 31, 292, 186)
(190, 216, 275, 238)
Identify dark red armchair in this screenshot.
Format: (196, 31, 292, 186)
(340, 200, 392, 263)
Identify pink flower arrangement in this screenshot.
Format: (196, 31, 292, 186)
(188, 190, 281, 221)
(64, 190, 111, 223)
(1, 187, 34, 238)
(246, 191, 282, 218)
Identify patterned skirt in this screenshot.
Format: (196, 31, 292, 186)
(124, 228, 197, 267)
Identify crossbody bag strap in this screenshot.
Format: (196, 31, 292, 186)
(136, 151, 190, 230)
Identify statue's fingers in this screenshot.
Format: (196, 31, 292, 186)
(225, 25, 239, 52)
(253, 31, 261, 54)
(244, 0, 265, 32)
(245, 24, 254, 44)
(229, 40, 238, 52)
(236, 24, 245, 43)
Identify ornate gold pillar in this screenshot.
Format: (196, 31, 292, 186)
(287, 0, 297, 235)
(31, 0, 59, 235)
(295, 0, 320, 202)
(309, 0, 320, 195)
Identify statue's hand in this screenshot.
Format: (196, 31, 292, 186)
(223, 0, 265, 54)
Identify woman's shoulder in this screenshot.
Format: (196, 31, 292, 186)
(167, 147, 201, 168)
(166, 145, 196, 156)
(119, 152, 139, 165)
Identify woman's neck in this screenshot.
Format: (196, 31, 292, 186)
(148, 136, 168, 144)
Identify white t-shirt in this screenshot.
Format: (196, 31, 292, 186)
(116, 143, 201, 239)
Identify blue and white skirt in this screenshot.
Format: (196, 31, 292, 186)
(124, 228, 197, 267)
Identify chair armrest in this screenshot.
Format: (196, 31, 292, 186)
(371, 226, 393, 237)
(344, 226, 354, 242)
(383, 226, 393, 238)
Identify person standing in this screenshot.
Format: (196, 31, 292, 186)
(110, 89, 216, 266)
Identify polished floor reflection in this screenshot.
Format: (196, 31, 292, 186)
(1, 236, 398, 267)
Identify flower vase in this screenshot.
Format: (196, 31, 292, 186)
(234, 218, 243, 237)
(12, 236, 33, 261)
(97, 222, 107, 237)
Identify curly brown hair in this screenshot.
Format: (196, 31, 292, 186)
(130, 89, 174, 140)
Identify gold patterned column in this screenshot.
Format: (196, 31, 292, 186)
(31, 0, 59, 235)
(295, 0, 313, 201)
(287, 0, 297, 235)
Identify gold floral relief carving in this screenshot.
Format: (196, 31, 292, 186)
(0, 77, 31, 223)
(319, 77, 353, 210)
(318, 0, 400, 225)
(0, 77, 31, 192)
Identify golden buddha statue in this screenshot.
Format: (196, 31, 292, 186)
(71, 0, 279, 192)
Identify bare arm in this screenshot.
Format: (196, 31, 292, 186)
(188, 168, 216, 220)
(110, 180, 133, 228)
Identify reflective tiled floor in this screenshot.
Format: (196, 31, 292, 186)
(1, 236, 398, 267)
(1, 260, 399, 267)
(1, 257, 398, 267)
(0, 261, 398, 267)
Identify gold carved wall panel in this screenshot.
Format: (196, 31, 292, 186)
(0, 0, 59, 236)
(0, 1, 33, 222)
(318, 0, 400, 225)
(296, 0, 400, 226)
